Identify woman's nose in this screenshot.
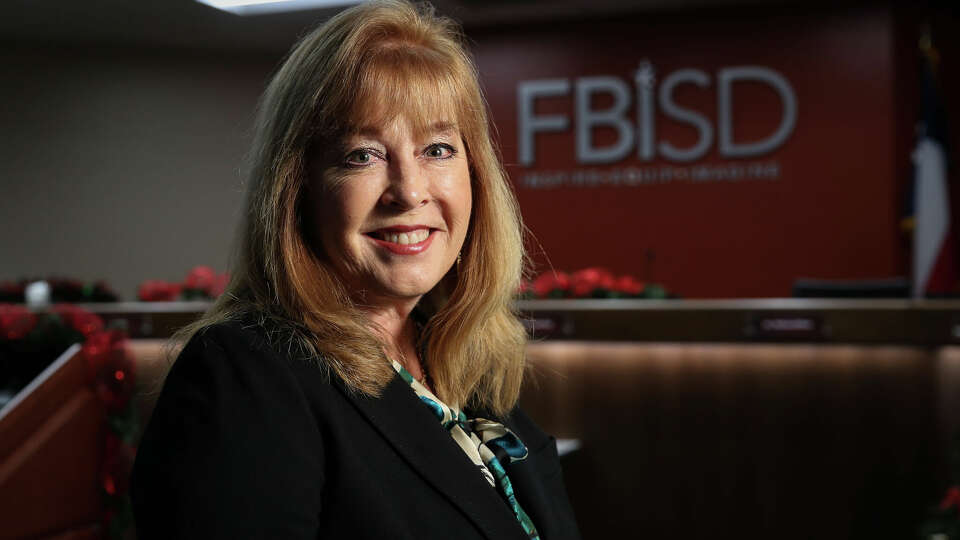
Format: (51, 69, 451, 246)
(381, 159, 430, 210)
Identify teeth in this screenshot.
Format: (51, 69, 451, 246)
(379, 229, 429, 244)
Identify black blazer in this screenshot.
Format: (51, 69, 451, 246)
(131, 320, 581, 539)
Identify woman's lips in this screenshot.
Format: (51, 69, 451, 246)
(367, 227, 435, 255)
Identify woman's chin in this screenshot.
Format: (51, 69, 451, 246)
(360, 277, 439, 304)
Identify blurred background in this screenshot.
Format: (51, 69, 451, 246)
(1, 0, 959, 539)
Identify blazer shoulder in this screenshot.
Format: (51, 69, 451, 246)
(182, 318, 329, 375)
(186, 318, 281, 360)
(133, 319, 327, 539)
(154, 318, 326, 434)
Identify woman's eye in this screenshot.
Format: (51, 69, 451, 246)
(425, 143, 455, 159)
(344, 149, 375, 167)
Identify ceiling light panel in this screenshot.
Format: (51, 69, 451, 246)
(196, 0, 363, 16)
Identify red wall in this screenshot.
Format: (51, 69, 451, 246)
(472, 5, 903, 298)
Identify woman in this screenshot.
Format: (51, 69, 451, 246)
(131, 1, 580, 539)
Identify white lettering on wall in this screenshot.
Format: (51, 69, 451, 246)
(658, 69, 713, 162)
(517, 79, 570, 166)
(520, 160, 781, 189)
(517, 62, 797, 167)
(575, 76, 634, 164)
(717, 66, 797, 157)
(635, 61, 656, 161)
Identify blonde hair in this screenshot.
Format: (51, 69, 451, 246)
(182, 0, 528, 415)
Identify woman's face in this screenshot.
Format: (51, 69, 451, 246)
(310, 115, 472, 304)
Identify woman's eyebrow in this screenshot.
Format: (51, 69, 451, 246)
(352, 125, 383, 139)
(430, 121, 458, 135)
(423, 122, 461, 141)
(346, 120, 459, 141)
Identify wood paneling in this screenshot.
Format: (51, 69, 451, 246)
(523, 342, 945, 539)
(0, 346, 104, 540)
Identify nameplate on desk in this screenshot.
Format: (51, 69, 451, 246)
(521, 315, 574, 339)
(747, 314, 824, 340)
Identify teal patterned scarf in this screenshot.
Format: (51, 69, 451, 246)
(391, 359, 541, 539)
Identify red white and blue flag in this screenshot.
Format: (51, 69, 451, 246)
(911, 43, 956, 297)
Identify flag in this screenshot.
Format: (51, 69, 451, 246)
(912, 39, 956, 297)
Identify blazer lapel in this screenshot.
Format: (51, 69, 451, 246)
(335, 375, 527, 540)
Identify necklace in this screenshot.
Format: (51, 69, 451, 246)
(407, 353, 429, 386)
(394, 347, 430, 388)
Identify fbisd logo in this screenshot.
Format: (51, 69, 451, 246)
(517, 61, 797, 166)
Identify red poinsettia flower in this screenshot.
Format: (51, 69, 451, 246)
(83, 329, 134, 411)
(48, 278, 86, 301)
(89, 280, 119, 302)
(532, 271, 571, 298)
(138, 280, 182, 302)
(517, 279, 531, 296)
(613, 275, 645, 296)
(184, 266, 217, 294)
(82, 329, 114, 373)
(0, 303, 37, 340)
(101, 431, 137, 496)
(939, 486, 960, 517)
(570, 267, 616, 297)
(51, 304, 104, 338)
(209, 272, 230, 298)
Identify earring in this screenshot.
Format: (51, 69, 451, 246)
(457, 251, 462, 269)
